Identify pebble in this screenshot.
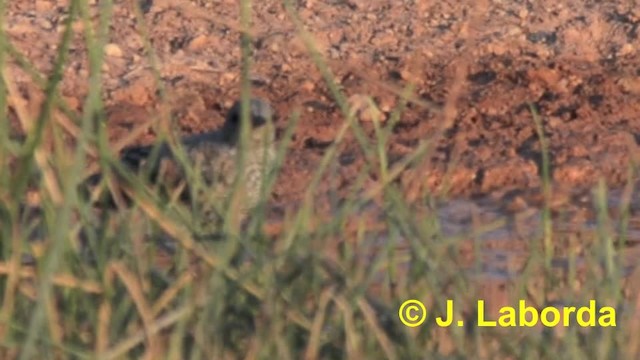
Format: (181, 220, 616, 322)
(188, 34, 209, 51)
(104, 43, 123, 58)
(348, 94, 386, 122)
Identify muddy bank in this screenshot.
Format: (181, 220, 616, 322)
(5, 0, 640, 212)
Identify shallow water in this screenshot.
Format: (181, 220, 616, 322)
(351, 185, 640, 288)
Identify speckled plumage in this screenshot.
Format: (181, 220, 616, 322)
(112, 98, 276, 230)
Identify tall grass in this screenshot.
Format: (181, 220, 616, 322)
(0, 0, 637, 359)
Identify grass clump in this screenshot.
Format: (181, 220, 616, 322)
(0, 0, 637, 359)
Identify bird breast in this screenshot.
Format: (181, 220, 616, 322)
(186, 140, 275, 210)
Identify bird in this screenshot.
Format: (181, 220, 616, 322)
(91, 97, 277, 236)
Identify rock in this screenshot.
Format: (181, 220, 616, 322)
(188, 34, 209, 51)
(348, 94, 386, 122)
(104, 43, 124, 58)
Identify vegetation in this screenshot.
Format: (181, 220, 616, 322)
(0, 0, 636, 358)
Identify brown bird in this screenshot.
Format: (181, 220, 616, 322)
(94, 97, 276, 235)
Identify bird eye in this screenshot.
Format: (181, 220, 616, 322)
(252, 115, 267, 127)
(226, 99, 272, 128)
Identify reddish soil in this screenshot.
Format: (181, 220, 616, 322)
(7, 4, 640, 351)
(6, 0, 640, 215)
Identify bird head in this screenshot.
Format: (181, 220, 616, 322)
(222, 98, 275, 146)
